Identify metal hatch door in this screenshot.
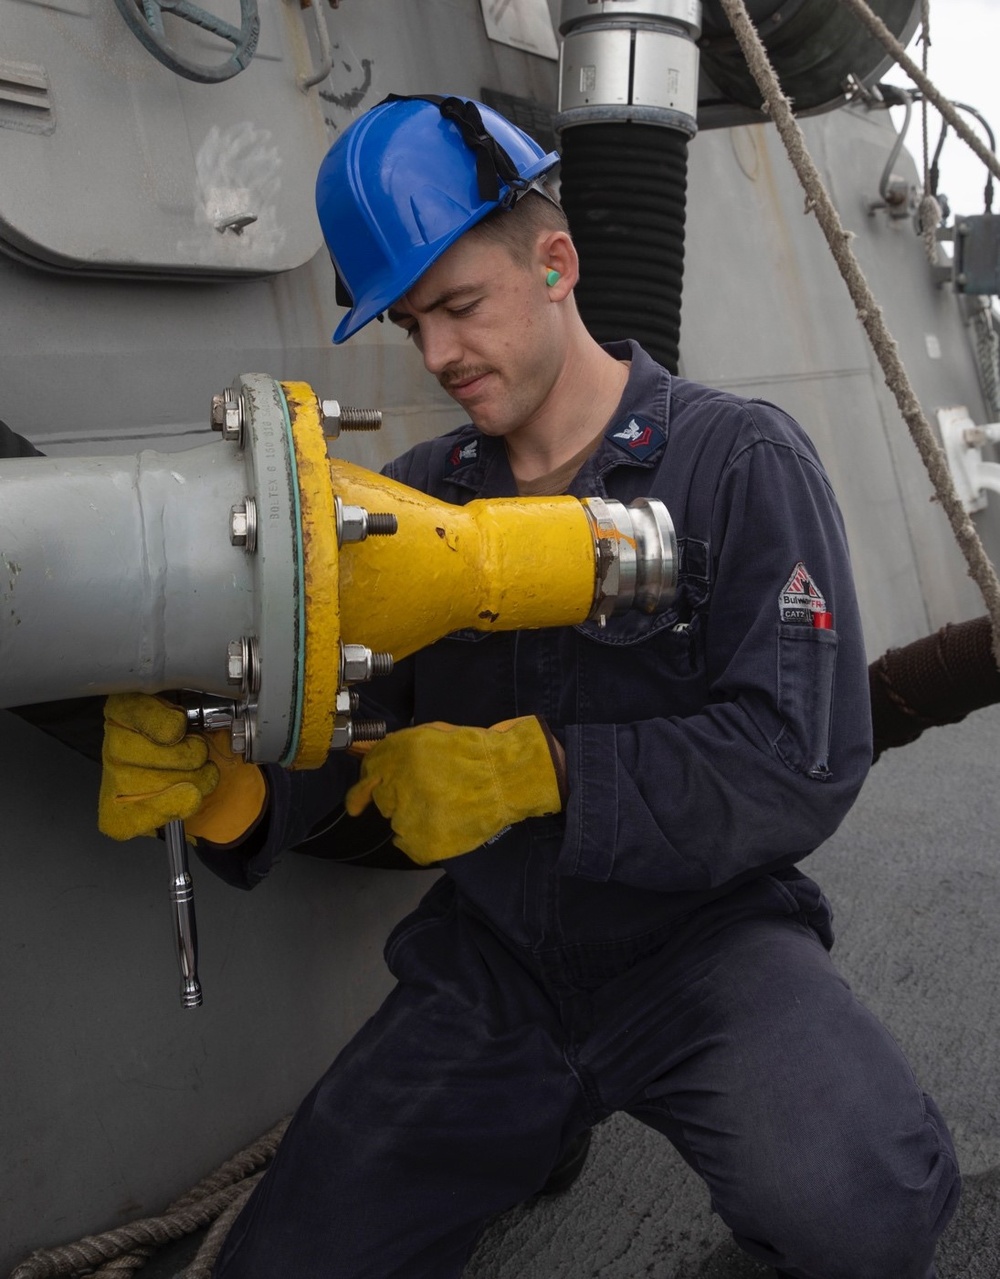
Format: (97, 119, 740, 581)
(0, 0, 330, 277)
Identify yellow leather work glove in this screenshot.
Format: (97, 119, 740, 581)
(99, 692, 266, 845)
(344, 716, 566, 866)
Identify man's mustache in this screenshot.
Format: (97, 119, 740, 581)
(439, 366, 494, 391)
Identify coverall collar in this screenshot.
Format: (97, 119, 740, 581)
(442, 340, 672, 499)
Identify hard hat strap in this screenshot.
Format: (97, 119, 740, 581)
(380, 93, 525, 205)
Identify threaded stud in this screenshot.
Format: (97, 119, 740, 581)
(369, 652, 394, 678)
(351, 719, 388, 743)
(339, 407, 382, 431)
(321, 399, 383, 438)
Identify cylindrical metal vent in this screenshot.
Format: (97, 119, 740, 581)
(558, 0, 702, 137)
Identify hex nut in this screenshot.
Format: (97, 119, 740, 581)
(341, 643, 393, 683)
(230, 504, 249, 546)
(341, 643, 372, 684)
(210, 394, 226, 430)
(230, 715, 249, 758)
(321, 399, 342, 438)
(331, 716, 353, 751)
(217, 389, 243, 443)
(226, 639, 245, 686)
(339, 504, 368, 545)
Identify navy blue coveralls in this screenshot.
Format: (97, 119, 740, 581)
(213, 343, 959, 1279)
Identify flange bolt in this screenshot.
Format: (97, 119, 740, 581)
(211, 388, 244, 444)
(335, 498, 399, 544)
(341, 643, 395, 684)
(322, 399, 383, 439)
(230, 498, 258, 552)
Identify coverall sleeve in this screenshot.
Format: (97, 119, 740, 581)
(560, 420, 872, 893)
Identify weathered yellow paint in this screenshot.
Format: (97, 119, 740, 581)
(329, 458, 597, 661)
(283, 383, 341, 770)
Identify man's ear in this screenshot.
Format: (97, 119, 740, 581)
(537, 229, 579, 297)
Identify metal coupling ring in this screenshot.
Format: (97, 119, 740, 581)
(581, 496, 677, 621)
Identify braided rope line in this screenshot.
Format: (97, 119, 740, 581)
(9, 1119, 290, 1279)
(184, 1174, 264, 1279)
(9, 1184, 248, 1279)
(971, 298, 1000, 420)
(919, 0, 930, 193)
(91, 1257, 151, 1279)
(914, 0, 942, 264)
(838, 0, 1000, 186)
(718, 0, 1000, 667)
(918, 193, 943, 264)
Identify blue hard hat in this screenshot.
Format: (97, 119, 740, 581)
(316, 95, 560, 343)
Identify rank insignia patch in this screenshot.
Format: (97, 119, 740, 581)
(447, 439, 479, 470)
(607, 415, 666, 461)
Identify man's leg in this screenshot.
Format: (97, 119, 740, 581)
(213, 890, 586, 1279)
(580, 877, 959, 1279)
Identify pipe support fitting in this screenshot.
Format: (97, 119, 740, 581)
(558, 0, 701, 135)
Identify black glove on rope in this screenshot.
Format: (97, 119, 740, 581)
(869, 615, 1000, 761)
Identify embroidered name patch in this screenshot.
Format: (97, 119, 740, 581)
(607, 415, 666, 461)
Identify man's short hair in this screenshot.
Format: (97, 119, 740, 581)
(467, 187, 569, 267)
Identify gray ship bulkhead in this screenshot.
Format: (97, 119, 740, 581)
(0, 0, 998, 1272)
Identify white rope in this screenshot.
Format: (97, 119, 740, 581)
(9, 1119, 290, 1279)
(717, 0, 1000, 667)
(838, 0, 1000, 185)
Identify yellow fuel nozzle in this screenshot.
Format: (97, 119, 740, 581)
(329, 458, 676, 650)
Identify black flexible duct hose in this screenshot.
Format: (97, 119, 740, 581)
(559, 123, 689, 374)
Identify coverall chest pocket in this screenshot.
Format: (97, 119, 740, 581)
(774, 624, 838, 780)
(573, 605, 708, 722)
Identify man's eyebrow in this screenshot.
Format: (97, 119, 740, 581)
(387, 284, 483, 325)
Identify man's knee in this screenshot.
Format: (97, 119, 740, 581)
(734, 1106, 960, 1279)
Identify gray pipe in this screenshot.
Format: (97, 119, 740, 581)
(0, 441, 254, 705)
(0, 372, 302, 765)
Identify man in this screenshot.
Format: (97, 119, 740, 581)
(98, 97, 959, 1278)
